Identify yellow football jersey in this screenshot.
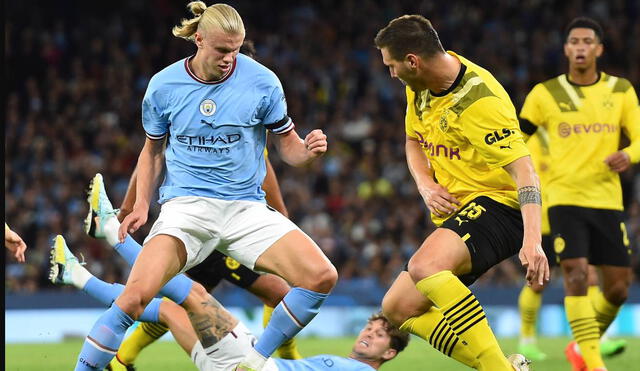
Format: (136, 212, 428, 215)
(527, 128, 551, 235)
(405, 52, 530, 226)
(520, 73, 640, 210)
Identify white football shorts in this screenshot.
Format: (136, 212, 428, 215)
(144, 196, 300, 272)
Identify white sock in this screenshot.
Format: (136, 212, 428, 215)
(241, 347, 267, 369)
(103, 215, 121, 246)
(72, 263, 93, 290)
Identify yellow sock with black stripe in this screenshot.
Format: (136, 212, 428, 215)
(117, 321, 169, 365)
(416, 271, 510, 371)
(565, 296, 604, 369)
(400, 306, 477, 367)
(263, 304, 302, 359)
(518, 285, 542, 341)
(588, 285, 620, 336)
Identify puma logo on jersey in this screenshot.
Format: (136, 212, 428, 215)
(499, 142, 512, 149)
(201, 119, 215, 128)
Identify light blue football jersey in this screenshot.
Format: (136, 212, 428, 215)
(274, 355, 376, 371)
(142, 53, 294, 204)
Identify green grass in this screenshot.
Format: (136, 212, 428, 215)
(6, 337, 639, 370)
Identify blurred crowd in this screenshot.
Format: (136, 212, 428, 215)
(5, 0, 640, 295)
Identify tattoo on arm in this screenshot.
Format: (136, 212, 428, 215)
(187, 295, 237, 348)
(518, 186, 542, 206)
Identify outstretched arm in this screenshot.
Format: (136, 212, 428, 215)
(504, 156, 549, 287)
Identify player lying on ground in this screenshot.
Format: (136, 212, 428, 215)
(50, 235, 410, 371)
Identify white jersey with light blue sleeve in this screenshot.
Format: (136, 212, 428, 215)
(142, 53, 294, 204)
(273, 355, 376, 371)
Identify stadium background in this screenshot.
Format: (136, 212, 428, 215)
(5, 0, 640, 362)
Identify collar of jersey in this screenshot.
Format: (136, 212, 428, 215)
(430, 63, 467, 97)
(565, 71, 602, 87)
(184, 55, 237, 85)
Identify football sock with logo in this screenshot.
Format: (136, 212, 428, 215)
(400, 307, 477, 367)
(588, 286, 620, 336)
(254, 287, 328, 360)
(263, 304, 303, 359)
(565, 296, 605, 369)
(415, 271, 511, 371)
(103, 218, 193, 305)
(518, 285, 542, 342)
(75, 304, 134, 370)
(117, 322, 170, 365)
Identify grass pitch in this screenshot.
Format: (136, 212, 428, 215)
(6, 337, 639, 370)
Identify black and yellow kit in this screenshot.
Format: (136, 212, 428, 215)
(520, 72, 639, 264)
(405, 51, 531, 282)
(186, 250, 260, 291)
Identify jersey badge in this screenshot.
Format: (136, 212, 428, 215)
(200, 99, 217, 117)
(439, 109, 450, 133)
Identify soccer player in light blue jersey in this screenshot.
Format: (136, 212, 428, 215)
(73, 2, 337, 370)
(53, 235, 409, 371)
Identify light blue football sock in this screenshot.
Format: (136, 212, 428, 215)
(113, 234, 193, 305)
(74, 304, 134, 370)
(113, 235, 140, 266)
(82, 278, 160, 322)
(254, 287, 328, 358)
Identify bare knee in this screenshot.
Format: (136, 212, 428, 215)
(562, 261, 588, 295)
(299, 263, 338, 294)
(407, 255, 448, 283)
(381, 293, 410, 327)
(115, 291, 150, 320)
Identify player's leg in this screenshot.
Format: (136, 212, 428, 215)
(381, 271, 477, 368)
(242, 229, 337, 369)
(589, 209, 632, 359)
(552, 206, 605, 371)
(74, 232, 186, 370)
(408, 197, 529, 370)
(407, 228, 513, 370)
(222, 201, 337, 370)
(245, 273, 302, 359)
(517, 235, 554, 361)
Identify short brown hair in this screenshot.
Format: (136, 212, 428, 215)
(374, 15, 445, 61)
(368, 312, 410, 355)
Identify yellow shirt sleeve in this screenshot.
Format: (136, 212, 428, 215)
(405, 88, 420, 139)
(519, 84, 546, 128)
(462, 96, 530, 169)
(620, 85, 640, 163)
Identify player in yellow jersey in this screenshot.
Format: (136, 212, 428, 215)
(519, 17, 640, 371)
(374, 15, 548, 371)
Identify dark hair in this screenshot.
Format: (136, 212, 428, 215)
(565, 17, 603, 42)
(368, 312, 410, 356)
(374, 15, 445, 61)
(240, 39, 256, 59)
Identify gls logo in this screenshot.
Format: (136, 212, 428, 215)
(484, 128, 516, 145)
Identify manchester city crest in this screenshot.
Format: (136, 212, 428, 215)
(199, 99, 216, 116)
